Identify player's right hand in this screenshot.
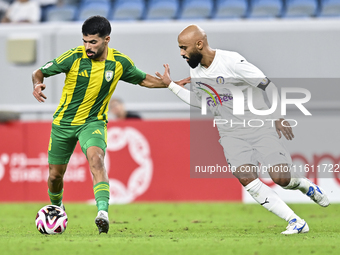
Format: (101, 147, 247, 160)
(33, 83, 47, 103)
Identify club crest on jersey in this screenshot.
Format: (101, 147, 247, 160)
(260, 77, 270, 86)
(216, 76, 224, 84)
(105, 71, 113, 82)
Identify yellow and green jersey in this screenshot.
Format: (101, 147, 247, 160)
(40, 46, 146, 126)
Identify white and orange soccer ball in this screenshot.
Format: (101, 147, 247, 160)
(35, 205, 68, 234)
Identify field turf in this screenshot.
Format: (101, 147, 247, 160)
(0, 203, 339, 255)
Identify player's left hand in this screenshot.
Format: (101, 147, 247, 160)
(155, 64, 171, 87)
(175, 77, 191, 87)
(275, 118, 294, 140)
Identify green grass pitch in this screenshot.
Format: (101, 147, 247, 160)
(0, 203, 339, 255)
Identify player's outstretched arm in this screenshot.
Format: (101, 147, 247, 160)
(167, 81, 200, 108)
(32, 69, 47, 103)
(139, 64, 172, 88)
(155, 64, 200, 108)
(139, 64, 191, 88)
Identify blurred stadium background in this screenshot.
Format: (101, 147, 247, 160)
(0, 0, 340, 205)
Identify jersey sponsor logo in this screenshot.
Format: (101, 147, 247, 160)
(105, 71, 113, 82)
(42, 62, 53, 69)
(78, 70, 89, 77)
(216, 76, 225, 84)
(92, 129, 102, 135)
(196, 82, 223, 106)
(207, 93, 233, 107)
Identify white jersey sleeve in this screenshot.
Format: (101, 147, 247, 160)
(234, 59, 269, 90)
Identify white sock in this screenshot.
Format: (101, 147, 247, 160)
(283, 177, 310, 194)
(245, 178, 302, 222)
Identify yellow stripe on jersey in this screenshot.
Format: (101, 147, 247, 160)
(97, 50, 123, 120)
(71, 61, 105, 125)
(55, 51, 72, 64)
(112, 52, 134, 66)
(97, 50, 124, 120)
(97, 62, 123, 120)
(53, 58, 81, 125)
(56, 48, 83, 65)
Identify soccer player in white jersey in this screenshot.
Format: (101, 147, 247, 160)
(163, 25, 329, 234)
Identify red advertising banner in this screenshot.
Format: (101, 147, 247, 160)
(0, 120, 242, 203)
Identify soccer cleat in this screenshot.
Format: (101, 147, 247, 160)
(95, 210, 109, 234)
(281, 218, 309, 235)
(306, 182, 330, 207)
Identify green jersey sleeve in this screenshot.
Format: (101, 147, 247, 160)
(115, 55, 146, 84)
(40, 47, 83, 77)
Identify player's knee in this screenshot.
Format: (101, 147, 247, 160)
(238, 177, 256, 187)
(48, 165, 66, 183)
(48, 172, 63, 183)
(87, 151, 105, 177)
(88, 154, 104, 169)
(272, 177, 290, 187)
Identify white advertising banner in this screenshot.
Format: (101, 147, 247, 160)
(243, 116, 340, 203)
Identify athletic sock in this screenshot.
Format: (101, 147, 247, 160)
(283, 177, 310, 194)
(245, 178, 300, 222)
(93, 182, 110, 213)
(48, 189, 63, 206)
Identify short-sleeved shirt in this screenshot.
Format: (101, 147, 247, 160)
(190, 49, 271, 137)
(6, 1, 41, 23)
(40, 46, 146, 126)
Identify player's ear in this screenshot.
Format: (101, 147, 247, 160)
(105, 36, 110, 44)
(196, 40, 203, 50)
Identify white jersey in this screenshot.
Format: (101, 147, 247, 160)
(190, 49, 274, 137)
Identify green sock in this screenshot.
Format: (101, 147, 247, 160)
(93, 182, 110, 212)
(48, 189, 63, 206)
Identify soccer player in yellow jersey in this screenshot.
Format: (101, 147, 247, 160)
(31, 16, 178, 234)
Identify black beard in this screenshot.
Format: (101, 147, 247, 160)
(187, 51, 203, 68)
(87, 48, 104, 60)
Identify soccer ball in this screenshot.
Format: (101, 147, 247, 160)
(35, 205, 68, 234)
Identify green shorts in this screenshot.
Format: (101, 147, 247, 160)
(48, 121, 107, 165)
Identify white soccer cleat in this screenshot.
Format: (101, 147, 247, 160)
(306, 181, 330, 207)
(95, 210, 109, 234)
(281, 218, 309, 235)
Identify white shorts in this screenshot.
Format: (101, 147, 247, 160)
(219, 131, 292, 172)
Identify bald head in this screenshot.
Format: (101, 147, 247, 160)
(178, 25, 214, 68)
(178, 25, 208, 48)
